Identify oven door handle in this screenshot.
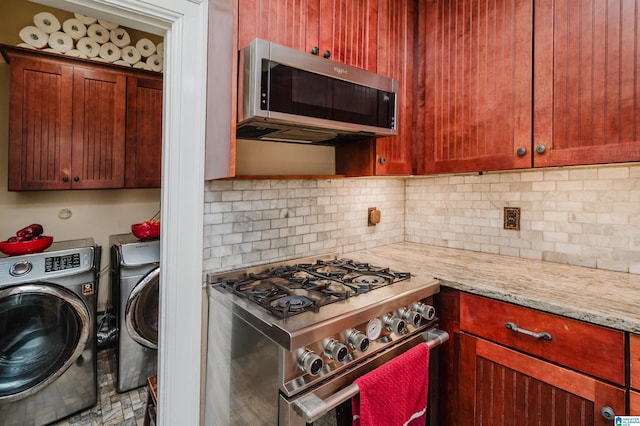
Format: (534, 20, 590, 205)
(292, 329, 450, 423)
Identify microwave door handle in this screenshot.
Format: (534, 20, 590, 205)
(293, 329, 450, 423)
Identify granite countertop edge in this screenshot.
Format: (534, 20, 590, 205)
(343, 242, 640, 335)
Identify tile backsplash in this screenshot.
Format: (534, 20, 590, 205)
(406, 163, 640, 274)
(203, 178, 405, 272)
(203, 163, 639, 275)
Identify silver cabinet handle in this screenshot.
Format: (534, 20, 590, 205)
(505, 322, 552, 340)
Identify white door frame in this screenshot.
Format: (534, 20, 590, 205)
(30, 0, 208, 424)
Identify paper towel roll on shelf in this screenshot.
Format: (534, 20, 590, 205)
(74, 13, 97, 25)
(109, 28, 130, 48)
(99, 42, 121, 62)
(98, 19, 119, 30)
(91, 56, 109, 63)
(48, 31, 73, 53)
(65, 49, 87, 58)
(62, 18, 87, 40)
(121, 45, 141, 65)
(34, 12, 61, 34)
(19, 26, 48, 48)
(156, 41, 164, 58)
(146, 54, 163, 72)
(136, 38, 156, 58)
(42, 48, 60, 54)
(113, 60, 131, 67)
(87, 23, 109, 44)
(76, 37, 100, 57)
(16, 42, 37, 50)
(132, 61, 151, 71)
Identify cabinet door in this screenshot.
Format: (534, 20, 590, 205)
(458, 333, 625, 425)
(8, 57, 74, 190)
(71, 67, 126, 189)
(420, 0, 533, 174)
(237, 0, 318, 52)
(533, 0, 640, 167)
(125, 75, 163, 188)
(314, 0, 377, 71)
(374, 0, 413, 175)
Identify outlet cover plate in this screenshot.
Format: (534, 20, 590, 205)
(504, 207, 521, 230)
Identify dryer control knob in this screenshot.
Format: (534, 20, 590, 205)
(10, 261, 33, 277)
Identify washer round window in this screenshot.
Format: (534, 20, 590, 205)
(0, 284, 89, 401)
(126, 267, 159, 349)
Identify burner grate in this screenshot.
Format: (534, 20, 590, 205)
(215, 258, 410, 319)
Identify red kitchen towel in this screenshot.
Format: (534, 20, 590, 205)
(352, 343, 430, 426)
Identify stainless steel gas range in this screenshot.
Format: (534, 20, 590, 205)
(205, 254, 448, 426)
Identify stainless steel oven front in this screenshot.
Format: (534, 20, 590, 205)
(204, 256, 448, 426)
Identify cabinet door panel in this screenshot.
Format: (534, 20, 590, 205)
(8, 57, 73, 190)
(72, 67, 126, 189)
(534, 0, 640, 167)
(421, 0, 533, 174)
(316, 0, 377, 71)
(458, 333, 625, 425)
(374, 0, 412, 174)
(126, 75, 163, 188)
(238, 0, 317, 52)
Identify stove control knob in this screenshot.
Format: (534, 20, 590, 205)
(383, 315, 406, 335)
(399, 308, 422, 327)
(299, 350, 323, 376)
(411, 302, 436, 321)
(347, 331, 370, 353)
(325, 340, 349, 363)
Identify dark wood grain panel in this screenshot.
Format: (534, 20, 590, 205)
(476, 356, 593, 425)
(8, 57, 73, 190)
(421, 0, 533, 174)
(458, 333, 625, 425)
(316, 0, 377, 71)
(631, 334, 640, 391)
(126, 75, 163, 188)
(72, 67, 126, 189)
(374, 0, 413, 175)
(238, 0, 317, 52)
(534, 0, 640, 167)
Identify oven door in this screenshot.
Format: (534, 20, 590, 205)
(279, 329, 447, 426)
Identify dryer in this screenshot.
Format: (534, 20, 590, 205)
(0, 238, 100, 426)
(110, 233, 159, 392)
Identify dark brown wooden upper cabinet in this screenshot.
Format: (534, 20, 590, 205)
(237, 0, 377, 71)
(7, 55, 75, 190)
(533, 0, 640, 167)
(2, 45, 161, 190)
(418, 0, 534, 174)
(125, 75, 163, 188)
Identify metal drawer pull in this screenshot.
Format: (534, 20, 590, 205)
(505, 322, 552, 340)
(293, 329, 449, 423)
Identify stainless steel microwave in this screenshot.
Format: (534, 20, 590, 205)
(236, 38, 398, 144)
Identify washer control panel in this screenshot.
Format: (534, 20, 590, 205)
(1, 246, 95, 283)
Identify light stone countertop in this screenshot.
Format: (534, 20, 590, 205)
(344, 242, 640, 334)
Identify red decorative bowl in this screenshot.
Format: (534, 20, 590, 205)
(0, 236, 53, 256)
(131, 221, 160, 240)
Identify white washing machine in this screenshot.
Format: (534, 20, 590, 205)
(0, 238, 100, 426)
(110, 233, 159, 392)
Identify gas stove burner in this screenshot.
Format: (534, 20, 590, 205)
(315, 265, 347, 276)
(349, 274, 390, 291)
(274, 295, 313, 311)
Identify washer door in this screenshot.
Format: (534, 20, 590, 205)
(125, 267, 159, 349)
(0, 283, 90, 402)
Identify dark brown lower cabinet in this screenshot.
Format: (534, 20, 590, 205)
(457, 332, 625, 425)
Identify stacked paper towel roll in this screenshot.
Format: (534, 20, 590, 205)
(16, 10, 164, 73)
